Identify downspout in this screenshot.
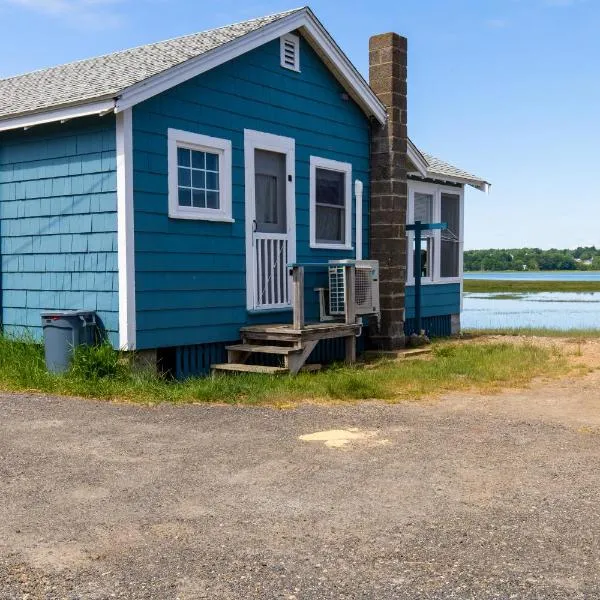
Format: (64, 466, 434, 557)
(355, 179, 363, 260)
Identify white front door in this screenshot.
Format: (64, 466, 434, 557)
(244, 130, 296, 311)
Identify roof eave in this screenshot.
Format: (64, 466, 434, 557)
(0, 8, 387, 133)
(0, 97, 116, 133)
(409, 171, 491, 193)
(407, 139, 428, 177)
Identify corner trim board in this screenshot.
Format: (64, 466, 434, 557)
(116, 109, 136, 350)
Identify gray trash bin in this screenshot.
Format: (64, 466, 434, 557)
(41, 310, 97, 373)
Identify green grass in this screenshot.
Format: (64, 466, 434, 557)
(463, 327, 600, 339)
(463, 279, 600, 293)
(0, 335, 569, 406)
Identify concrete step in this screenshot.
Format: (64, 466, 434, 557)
(364, 347, 432, 360)
(211, 363, 289, 375)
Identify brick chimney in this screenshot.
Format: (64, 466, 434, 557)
(368, 32, 408, 350)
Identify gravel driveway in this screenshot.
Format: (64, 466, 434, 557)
(1, 367, 600, 599)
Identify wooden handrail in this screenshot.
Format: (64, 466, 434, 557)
(343, 264, 356, 325)
(291, 265, 304, 330)
(290, 262, 357, 331)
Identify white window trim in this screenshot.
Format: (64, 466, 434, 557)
(280, 33, 300, 72)
(407, 180, 464, 286)
(309, 156, 353, 250)
(167, 128, 233, 222)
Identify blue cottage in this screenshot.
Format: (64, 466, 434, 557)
(0, 7, 488, 375)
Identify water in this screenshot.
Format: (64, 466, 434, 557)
(462, 271, 600, 331)
(465, 271, 600, 282)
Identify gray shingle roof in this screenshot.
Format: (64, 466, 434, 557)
(421, 151, 489, 189)
(0, 8, 303, 120)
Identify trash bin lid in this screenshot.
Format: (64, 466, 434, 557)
(41, 309, 96, 318)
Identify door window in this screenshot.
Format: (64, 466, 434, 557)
(254, 150, 286, 234)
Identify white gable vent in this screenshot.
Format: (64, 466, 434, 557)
(280, 34, 300, 72)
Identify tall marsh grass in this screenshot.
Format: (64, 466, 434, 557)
(464, 279, 600, 294)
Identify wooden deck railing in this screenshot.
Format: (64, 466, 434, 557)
(288, 262, 357, 331)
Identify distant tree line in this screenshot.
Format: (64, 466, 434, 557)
(464, 247, 600, 272)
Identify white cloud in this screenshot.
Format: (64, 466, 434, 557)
(3, 0, 127, 28)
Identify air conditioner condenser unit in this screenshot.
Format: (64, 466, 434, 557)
(328, 260, 380, 318)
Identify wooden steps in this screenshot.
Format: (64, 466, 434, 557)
(225, 344, 296, 355)
(211, 322, 361, 376)
(211, 363, 288, 375)
(240, 322, 361, 343)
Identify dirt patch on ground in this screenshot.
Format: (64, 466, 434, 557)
(1, 336, 600, 598)
(445, 335, 600, 429)
(298, 428, 383, 448)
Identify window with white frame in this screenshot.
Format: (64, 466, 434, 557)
(310, 156, 352, 249)
(407, 182, 463, 284)
(167, 128, 233, 221)
(440, 192, 461, 278)
(280, 33, 300, 72)
(413, 191, 434, 280)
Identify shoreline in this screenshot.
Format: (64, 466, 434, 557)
(463, 279, 600, 293)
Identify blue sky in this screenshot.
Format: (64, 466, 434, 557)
(0, 0, 598, 250)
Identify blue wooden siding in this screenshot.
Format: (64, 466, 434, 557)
(404, 283, 461, 318)
(132, 35, 370, 350)
(0, 117, 119, 345)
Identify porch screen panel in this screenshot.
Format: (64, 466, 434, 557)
(441, 192, 460, 278)
(412, 192, 434, 278)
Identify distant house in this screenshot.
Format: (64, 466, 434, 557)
(0, 7, 489, 376)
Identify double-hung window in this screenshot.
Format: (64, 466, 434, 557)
(168, 128, 233, 221)
(407, 182, 463, 284)
(310, 156, 352, 249)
